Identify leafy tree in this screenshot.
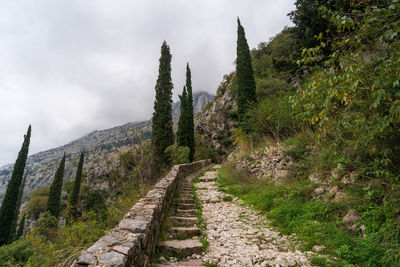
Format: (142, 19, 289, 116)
(0, 125, 31, 246)
(66, 151, 84, 225)
(15, 214, 25, 240)
(46, 153, 66, 220)
(185, 63, 195, 162)
(177, 86, 189, 147)
(152, 41, 174, 164)
(236, 18, 257, 128)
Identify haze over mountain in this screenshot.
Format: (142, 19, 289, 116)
(0, 91, 213, 203)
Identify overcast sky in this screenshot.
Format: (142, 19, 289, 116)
(0, 0, 295, 166)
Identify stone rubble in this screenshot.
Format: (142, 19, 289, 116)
(234, 144, 293, 184)
(197, 168, 312, 267)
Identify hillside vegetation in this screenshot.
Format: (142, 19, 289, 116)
(215, 0, 400, 266)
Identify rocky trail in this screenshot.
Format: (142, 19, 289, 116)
(153, 165, 312, 267)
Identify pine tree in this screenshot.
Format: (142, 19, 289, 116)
(236, 18, 257, 128)
(46, 153, 66, 220)
(177, 86, 188, 147)
(66, 151, 84, 225)
(185, 63, 195, 162)
(15, 214, 25, 240)
(152, 41, 174, 163)
(0, 125, 31, 246)
(11, 172, 27, 241)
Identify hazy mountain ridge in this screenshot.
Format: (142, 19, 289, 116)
(0, 91, 214, 203)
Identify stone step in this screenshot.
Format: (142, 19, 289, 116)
(197, 176, 216, 182)
(157, 240, 203, 257)
(175, 203, 196, 210)
(169, 216, 197, 226)
(175, 209, 197, 217)
(178, 191, 194, 198)
(179, 186, 193, 190)
(167, 226, 201, 239)
(179, 194, 194, 199)
(153, 259, 203, 267)
(176, 198, 194, 204)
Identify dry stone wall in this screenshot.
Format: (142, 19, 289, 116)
(74, 159, 211, 267)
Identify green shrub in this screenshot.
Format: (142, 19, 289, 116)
(36, 211, 58, 240)
(243, 96, 296, 141)
(0, 238, 33, 266)
(82, 189, 108, 215)
(165, 145, 190, 165)
(194, 134, 217, 162)
(25, 187, 49, 218)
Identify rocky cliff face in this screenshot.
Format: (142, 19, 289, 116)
(0, 91, 214, 203)
(172, 91, 214, 128)
(194, 89, 238, 160)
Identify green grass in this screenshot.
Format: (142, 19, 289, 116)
(217, 162, 400, 266)
(222, 195, 233, 202)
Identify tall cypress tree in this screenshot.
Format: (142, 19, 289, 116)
(236, 18, 257, 128)
(10, 172, 27, 241)
(177, 86, 188, 147)
(15, 214, 25, 240)
(152, 41, 174, 163)
(0, 125, 31, 246)
(46, 153, 66, 219)
(185, 63, 195, 162)
(66, 151, 84, 225)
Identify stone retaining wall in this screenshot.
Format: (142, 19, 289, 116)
(74, 159, 211, 267)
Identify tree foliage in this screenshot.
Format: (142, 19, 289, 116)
(16, 214, 25, 240)
(236, 18, 257, 128)
(152, 41, 174, 164)
(177, 86, 189, 147)
(66, 151, 85, 225)
(185, 63, 195, 161)
(10, 172, 27, 241)
(0, 125, 31, 246)
(46, 153, 66, 220)
(291, 0, 400, 169)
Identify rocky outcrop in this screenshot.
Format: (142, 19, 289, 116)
(195, 89, 237, 159)
(233, 144, 293, 184)
(74, 159, 211, 267)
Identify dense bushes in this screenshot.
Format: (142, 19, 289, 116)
(165, 145, 190, 165)
(25, 187, 49, 219)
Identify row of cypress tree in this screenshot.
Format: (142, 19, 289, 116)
(152, 42, 195, 164)
(0, 17, 256, 246)
(0, 124, 85, 246)
(177, 64, 195, 161)
(152, 18, 256, 164)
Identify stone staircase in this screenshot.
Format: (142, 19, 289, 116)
(154, 171, 204, 267)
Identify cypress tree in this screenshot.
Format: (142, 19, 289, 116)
(152, 41, 174, 163)
(15, 214, 25, 240)
(11, 172, 27, 240)
(46, 153, 66, 219)
(177, 86, 188, 147)
(66, 151, 84, 225)
(0, 125, 31, 246)
(185, 63, 195, 162)
(236, 18, 257, 128)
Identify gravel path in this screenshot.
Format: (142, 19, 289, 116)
(196, 166, 311, 267)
